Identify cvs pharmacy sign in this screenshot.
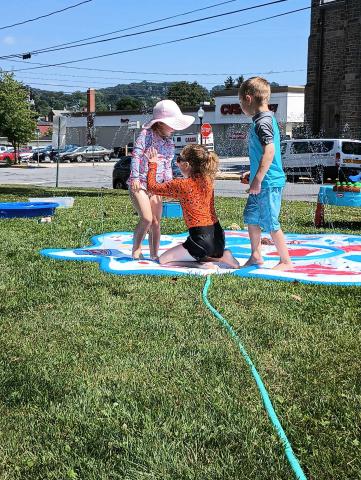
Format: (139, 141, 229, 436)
(220, 104, 278, 115)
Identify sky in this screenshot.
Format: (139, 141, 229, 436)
(0, 0, 311, 93)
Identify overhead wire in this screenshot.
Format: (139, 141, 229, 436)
(0, 0, 289, 60)
(1, 57, 306, 77)
(15, 0, 243, 52)
(0, 0, 93, 31)
(5, 6, 311, 72)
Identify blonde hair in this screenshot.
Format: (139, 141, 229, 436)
(239, 76, 271, 105)
(180, 144, 219, 180)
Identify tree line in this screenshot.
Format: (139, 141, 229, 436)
(29, 75, 272, 115)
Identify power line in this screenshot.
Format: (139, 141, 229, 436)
(0, 0, 288, 59)
(1, 58, 306, 77)
(1, 0, 242, 58)
(15, 70, 306, 87)
(15, 75, 223, 87)
(6, 6, 311, 72)
(0, 0, 93, 31)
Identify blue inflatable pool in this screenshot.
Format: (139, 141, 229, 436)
(0, 202, 59, 218)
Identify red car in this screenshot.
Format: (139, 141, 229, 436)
(0, 150, 16, 166)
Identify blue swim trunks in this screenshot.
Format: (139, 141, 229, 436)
(243, 187, 283, 233)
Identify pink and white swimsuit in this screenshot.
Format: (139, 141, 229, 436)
(128, 129, 175, 190)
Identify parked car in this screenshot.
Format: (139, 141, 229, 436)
(53, 145, 81, 162)
(61, 145, 113, 163)
(32, 145, 55, 162)
(0, 150, 16, 166)
(281, 138, 361, 183)
(112, 155, 182, 189)
(32, 144, 80, 162)
(18, 147, 34, 162)
(112, 156, 132, 189)
(0, 145, 12, 155)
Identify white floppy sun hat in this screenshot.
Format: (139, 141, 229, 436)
(142, 99, 195, 130)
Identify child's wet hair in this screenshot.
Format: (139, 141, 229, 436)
(180, 144, 219, 179)
(239, 76, 271, 105)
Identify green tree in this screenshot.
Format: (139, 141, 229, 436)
(235, 75, 244, 87)
(0, 73, 37, 162)
(116, 96, 144, 111)
(167, 81, 210, 108)
(210, 84, 224, 97)
(224, 76, 235, 89)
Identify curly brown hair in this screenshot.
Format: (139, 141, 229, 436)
(180, 144, 219, 180)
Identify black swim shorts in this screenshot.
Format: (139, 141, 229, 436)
(183, 222, 225, 261)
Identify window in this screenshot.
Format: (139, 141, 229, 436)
(309, 141, 334, 153)
(290, 142, 309, 154)
(280, 143, 287, 155)
(342, 142, 361, 155)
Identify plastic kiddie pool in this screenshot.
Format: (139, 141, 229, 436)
(0, 202, 59, 218)
(29, 197, 75, 208)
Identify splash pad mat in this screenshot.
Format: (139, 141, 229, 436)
(41, 231, 361, 286)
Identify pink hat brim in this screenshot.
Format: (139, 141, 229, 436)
(142, 114, 195, 131)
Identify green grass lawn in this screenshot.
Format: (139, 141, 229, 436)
(0, 185, 360, 480)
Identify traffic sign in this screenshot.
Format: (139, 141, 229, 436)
(201, 123, 212, 138)
(127, 121, 140, 130)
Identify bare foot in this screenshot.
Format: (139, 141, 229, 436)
(218, 250, 240, 269)
(198, 262, 218, 270)
(242, 255, 264, 267)
(272, 262, 293, 271)
(132, 250, 144, 260)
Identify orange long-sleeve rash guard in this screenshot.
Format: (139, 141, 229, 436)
(147, 162, 218, 228)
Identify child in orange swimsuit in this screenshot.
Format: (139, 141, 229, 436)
(147, 144, 240, 269)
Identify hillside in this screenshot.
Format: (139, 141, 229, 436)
(31, 81, 221, 117)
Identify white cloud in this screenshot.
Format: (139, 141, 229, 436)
(2, 36, 16, 45)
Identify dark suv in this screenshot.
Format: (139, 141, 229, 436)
(32, 145, 55, 162)
(113, 156, 132, 189)
(112, 155, 182, 189)
(32, 144, 79, 162)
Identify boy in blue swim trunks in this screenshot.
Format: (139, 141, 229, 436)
(239, 77, 292, 270)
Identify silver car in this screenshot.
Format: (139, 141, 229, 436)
(61, 145, 113, 163)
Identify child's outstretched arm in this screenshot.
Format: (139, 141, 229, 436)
(249, 143, 275, 194)
(146, 147, 186, 199)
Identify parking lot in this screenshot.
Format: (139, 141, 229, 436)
(0, 162, 320, 201)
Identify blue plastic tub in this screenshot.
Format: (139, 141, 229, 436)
(163, 201, 182, 218)
(0, 202, 59, 218)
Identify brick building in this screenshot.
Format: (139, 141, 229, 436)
(305, 0, 361, 139)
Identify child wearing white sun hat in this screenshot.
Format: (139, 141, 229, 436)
(129, 100, 195, 260)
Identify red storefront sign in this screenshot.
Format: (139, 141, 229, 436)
(220, 104, 278, 115)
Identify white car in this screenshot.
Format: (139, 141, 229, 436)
(0, 145, 12, 154)
(281, 138, 361, 183)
